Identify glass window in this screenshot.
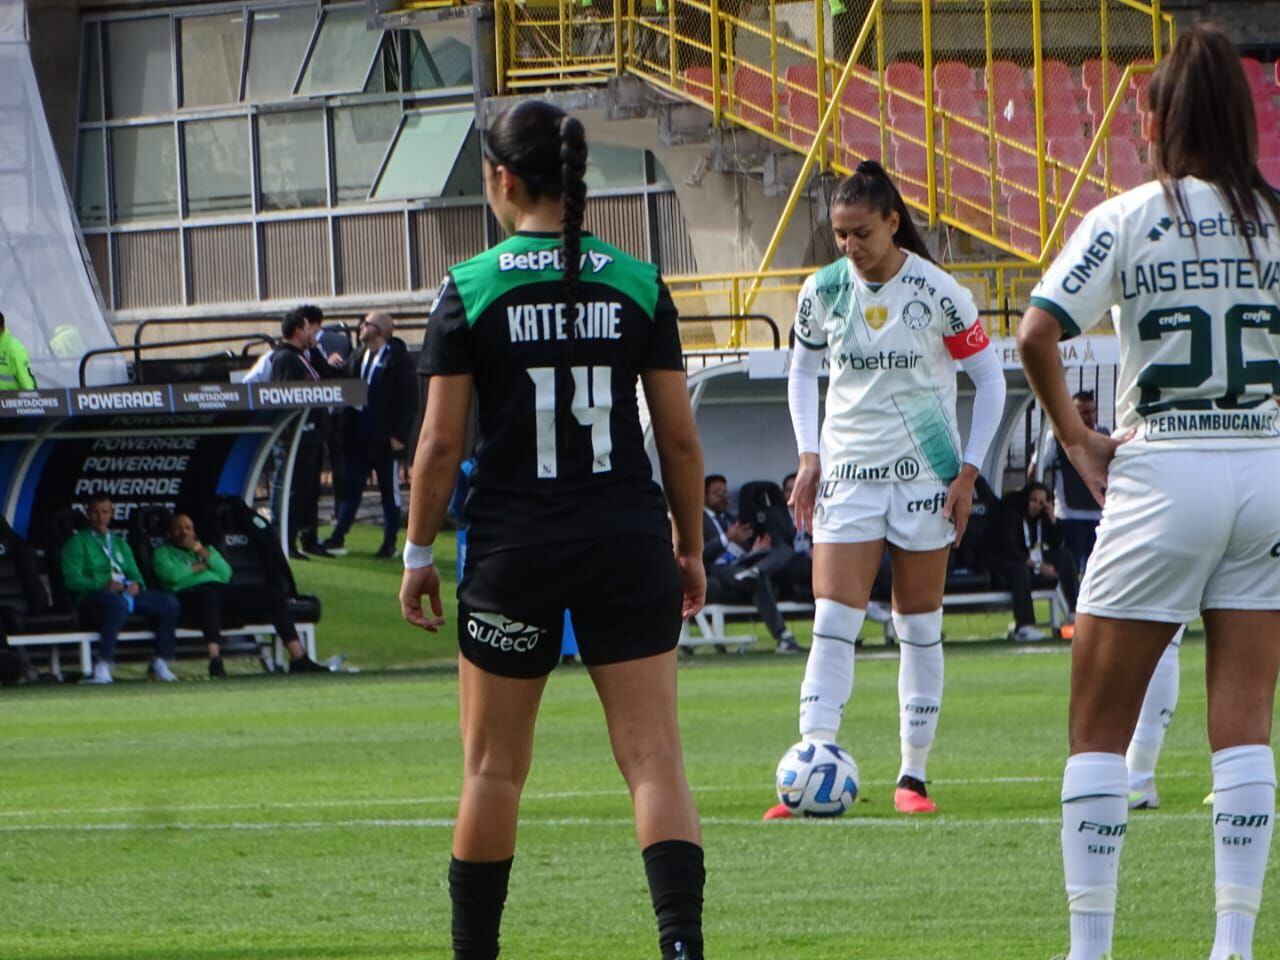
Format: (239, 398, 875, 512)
(111, 124, 177, 220)
(184, 118, 251, 215)
(75, 130, 107, 225)
(244, 6, 316, 102)
(409, 26, 472, 90)
(651, 154, 672, 186)
(585, 144, 646, 190)
(372, 108, 473, 201)
(296, 8, 383, 97)
(105, 17, 174, 119)
(333, 103, 401, 204)
(81, 23, 103, 122)
(180, 14, 245, 108)
(363, 35, 402, 94)
(258, 109, 327, 210)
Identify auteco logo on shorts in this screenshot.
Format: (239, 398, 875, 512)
(467, 612, 543, 653)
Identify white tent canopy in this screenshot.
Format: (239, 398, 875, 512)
(0, 0, 124, 387)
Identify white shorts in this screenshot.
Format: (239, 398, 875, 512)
(1078, 447, 1280, 623)
(812, 480, 955, 550)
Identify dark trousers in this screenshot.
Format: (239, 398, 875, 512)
(290, 440, 323, 548)
(776, 552, 813, 602)
(176, 582, 298, 649)
(1060, 518, 1099, 575)
(80, 589, 179, 663)
(988, 547, 1080, 627)
(332, 443, 400, 546)
(705, 545, 794, 640)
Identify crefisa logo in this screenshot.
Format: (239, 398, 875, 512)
(468, 611, 543, 653)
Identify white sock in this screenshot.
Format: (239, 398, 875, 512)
(1209, 745, 1276, 960)
(1061, 752, 1128, 960)
(799, 599, 864, 743)
(1126, 628, 1183, 794)
(892, 608, 943, 782)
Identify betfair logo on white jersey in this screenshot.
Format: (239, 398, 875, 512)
(834, 350, 923, 371)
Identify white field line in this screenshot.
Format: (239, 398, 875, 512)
(0, 810, 1214, 834)
(0, 772, 1203, 821)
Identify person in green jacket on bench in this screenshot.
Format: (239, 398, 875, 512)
(152, 514, 327, 678)
(62, 493, 180, 684)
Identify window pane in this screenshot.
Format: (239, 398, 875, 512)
(106, 17, 173, 119)
(244, 6, 316, 102)
(334, 103, 401, 204)
(81, 23, 103, 122)
(296, 8, 382, 97)
(75, 129, 107, 225)
(372, 108, 472, 201)
(184, 118, 251, 214)
(585, 144, 645, 190)
(409, 25, 472, 90)
(258, 109, 326, 211)
(111, 124, 177, 220)
(180, 13, 245, 108)
(651, 154, 672, 186)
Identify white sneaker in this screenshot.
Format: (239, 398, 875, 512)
(1011, 624, 1050, 643)
(148, 658, 178, 683)
(1128, 788, 1160, 810)
(81, 661, 113, 684)
(865, 600, 892, 624)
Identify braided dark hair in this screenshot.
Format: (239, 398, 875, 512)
(484, 100, 590, 314)
(831, 160, 935, 263)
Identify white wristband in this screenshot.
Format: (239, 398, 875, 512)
(403, 541, 435, 570)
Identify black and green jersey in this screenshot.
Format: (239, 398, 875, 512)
(419, 231, 684, 558)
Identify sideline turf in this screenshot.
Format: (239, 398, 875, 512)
(1, 637, 1274, 959)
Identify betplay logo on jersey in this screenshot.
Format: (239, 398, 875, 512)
(467, 611, 543, 654)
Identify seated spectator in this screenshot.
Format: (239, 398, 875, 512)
(702, 474, 801, 653)
(986, 482, 1079, 642)
(1037, 390, 1106, 574)
(776, 473, 813, 602)
(152, 514, 327, 677)
(61, 493, 180, 684)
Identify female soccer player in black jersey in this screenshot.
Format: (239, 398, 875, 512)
(400, 100, 708, 960)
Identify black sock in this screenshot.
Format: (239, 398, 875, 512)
(642, 840, 705, 960)
(449, 856, 513, 960)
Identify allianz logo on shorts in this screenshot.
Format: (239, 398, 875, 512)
(467, 612, 543, 653)
(827, 457, 921, 482)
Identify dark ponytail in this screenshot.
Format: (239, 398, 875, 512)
(558, 115, 588, 322)
(1148, 22, 1280, 260)
(831, 160, 935, 263)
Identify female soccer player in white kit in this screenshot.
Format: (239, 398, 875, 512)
(765, 160, 1006, 818)
(1019, 25, 1280, 960)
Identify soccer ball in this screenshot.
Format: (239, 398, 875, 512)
(775, 740, 860, 817)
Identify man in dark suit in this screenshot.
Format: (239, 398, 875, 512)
(323, 312, 418, 559)
(987, 481, 1079, 642)
(702, 474, 801, 653)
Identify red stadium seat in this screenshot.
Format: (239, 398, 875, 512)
(681, 67, 717, 104)
(1047, 136, 1090, 170)
(1044, 104, 1087, 139)
(892, 136, 930, 203)
(986, 60, 1028, 97)
(1082, 58, 1121, 94)
(784, 63, 821, 100)
(732, 65, 776, 130)
(840, 115, 883, 161)
(938, 86, 984, 120)
(1042, 59, 1076, 93)
(886, 61, 925, 96)
(934, 60, 975, 91)
(785, 93, 819, 147)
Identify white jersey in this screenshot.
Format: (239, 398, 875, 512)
(1031, 177, 1280, 453)
(794, 252, 991, 484)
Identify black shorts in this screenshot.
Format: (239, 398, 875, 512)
(457, 535, 683, 678)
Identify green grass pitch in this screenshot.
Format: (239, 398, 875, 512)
(1, 527, 1274, 959)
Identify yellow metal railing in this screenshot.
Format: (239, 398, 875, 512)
(497, 0, 1173, 268)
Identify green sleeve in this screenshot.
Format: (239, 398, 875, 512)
(13, 339, 34, 390)
(151, 546, 185, 591)
(205, 548, 233, 584)
(60, 534, 97, 595)
(120, 543, 146, 590)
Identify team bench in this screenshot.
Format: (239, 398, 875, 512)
(680, 589, 1069, 648)
(7, 623, 319, 682)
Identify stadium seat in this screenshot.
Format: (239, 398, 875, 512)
(938, 85, 984, 120)
(1043, 104, 1087, 139)
(986, 60, 1028, 98)
(886, 61, 925, 96)
(892, 136, 929, 203)
(1261, 153, 1280, 185)
(206, 498, 321, 625)
(1242, 56, 1268, 89)
(784, 63, 821, 100)
(681, 66, 717, 104)
(785, 94, 819, 147)
(128, 505, 174, 590)
(732, 65, 776, 131)
(1047, 136, 1089, 170)
(1082, 58, 1122, 94)
(934, 60, 975, 91)
(840, 114, 882, 160)
(1041, 59, 1076, 94)
(888, 93, 927, 139)
(1005, 191, 1044, 254)
(840, 76, 880, 120)
(0, 516, 76, 636)
(994, 105, 1034, 138)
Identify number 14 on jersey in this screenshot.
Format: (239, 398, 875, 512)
(528, 366, 614, 479)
